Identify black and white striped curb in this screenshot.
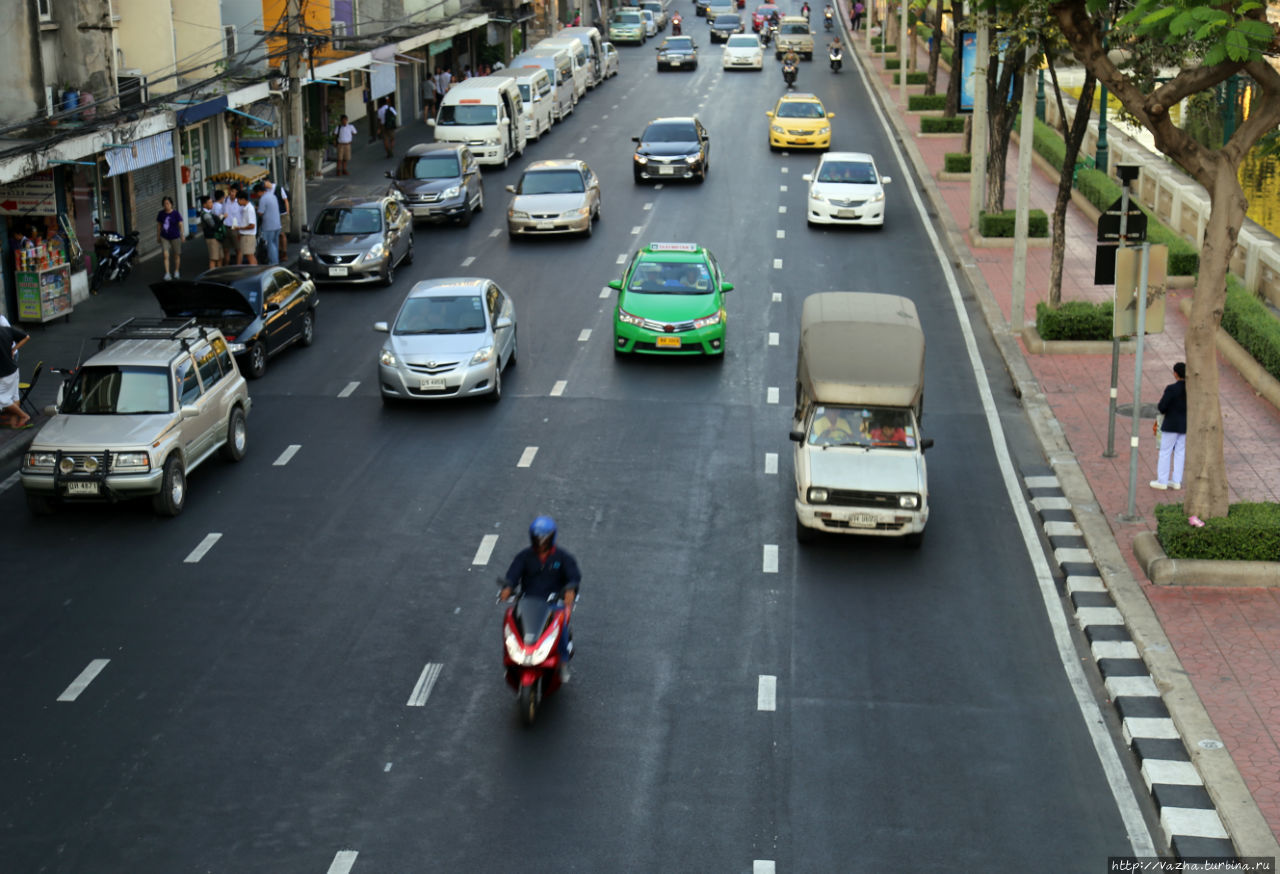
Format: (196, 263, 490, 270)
(1025, 471, 1238, 861)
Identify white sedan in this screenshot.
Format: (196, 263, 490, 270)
(803, 151, 892, 227)
(722, 33, 764, 69)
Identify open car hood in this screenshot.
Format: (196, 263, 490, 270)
(150, 280, 256, 317)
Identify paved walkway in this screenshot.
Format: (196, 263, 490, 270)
(859, 39, 1280, 842)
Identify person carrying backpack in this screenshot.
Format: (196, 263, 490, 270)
(377, 97, 398, 158)
(198, 193, 225, 271)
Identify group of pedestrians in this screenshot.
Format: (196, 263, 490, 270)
(159, 177, 289, 278)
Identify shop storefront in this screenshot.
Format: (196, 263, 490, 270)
(0, 169, 89, 320)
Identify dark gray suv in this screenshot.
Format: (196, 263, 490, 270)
(387, 143, 486, 227)
(298, 192, 414, 286)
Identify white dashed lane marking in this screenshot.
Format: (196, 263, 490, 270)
(778, 205, 787, 214)
(780, 166, 789, 174)
(338, 381, 359, 398)
(273, 444, 301, 466)
(764, 452, 778, 474)
(767, 387, 779, 404)
(566, 152, 575, 158)
(772, 258, 783, 269)
(0, 471, 18, 494)
(768, 332, 779, 346)
(755, 863, 777, 874)
(644, 202, 653, 211)
(758, 675, 777, 710)
(550, 380, 567, 397)
(57, 659, 110, 702)
(327, 851, 358, 874)
(780, 185, 788, 192)
(489, 228, 502, 238)
(579, 136, 588, 144)
(654, 183, 664, 190)
(630, 226, 641, 235)
(517, 446, 538, 468)
(776, 229, 785, 239)
(184, 533, 222, 564)
(461, 256, 476, 267)
(772, 292, 782, 302)
(616, 253, 628, 264)
(763, 545, 779, 573)
(473, 534, 499, 566)
(599, 287, 611, 299)
(578, 329, 592, 342)
(407, 663, 443, 706)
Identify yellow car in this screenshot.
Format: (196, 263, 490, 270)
(766, 93, 834, 151)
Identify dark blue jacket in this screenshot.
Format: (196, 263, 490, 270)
(1157, 380, 1187, 434)
(504, 546, 581, 602)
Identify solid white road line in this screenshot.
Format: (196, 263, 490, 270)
(57, 659, 110, 702)
(616, 253, 628, 264)
(768, 332, 779, 346)
(772, 258, 782, 269)
(338, 381, 359, 398)
(326, 850, 358, 874)
(273, 444, 301, 466)
(764, 452, 778, 474)
(472, 534, 499, 566)
(757, 675, 777, 710)
(184, 533, 222, 564)
(0, 471, 19, 494)
(550, 380, 567, 397)
(578, 329, 592, 342)
(407, 662, 443, 706)
(517, 446, 538, 468)
(762, 544, 778, 573)
(461, 256, 476, 267)
(772, 292, 782, 302)
(766, 387, 779, 404)
(754, 863, 776, 874)
(857, 47, 1158, 857)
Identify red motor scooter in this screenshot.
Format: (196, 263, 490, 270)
(501, 591, 570, 725)
(672, 12, 683, 34)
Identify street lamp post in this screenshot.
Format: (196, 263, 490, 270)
(1035, 66, 1045, 122)
(1096, 83, 1109, 174)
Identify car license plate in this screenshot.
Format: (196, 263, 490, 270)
(536, 221, 554, 229)
(65, 481, 99, 496)
(658, 165, 675, 175)
(329, 266, 349, 277)
(419, 377, 446, 390)
(848, 513, 876, 528)
(793, 138, 811, 144)
(656, 336, 682, 348)
(671, 60, 681, 66)
(837, 209, 856, 218)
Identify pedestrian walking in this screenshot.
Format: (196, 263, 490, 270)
(221, 188, 240, 265)
(851, 1, 863, 31)
(334, 114, 358, 176)
(233, 190, 257, 265)
(274, 179, 290, 260)
(156, 196, 184, 279)
(0, 321, 32, 429)
(377, 98, 398, 158)
(253, 181, 282, 265)
(197, 194, 224, 271)
(1150, 361, 1187, 490)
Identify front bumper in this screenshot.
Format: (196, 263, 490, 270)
(298, 254, 388, 283)
(610, 29, 645, 43)
(379, 359, 498, 400)
(807, 196, 885, 225)
(406, 194, 468, 222)
(614, 322, 725, 356)
(22, 466, 165, 500)
(724, 54, 763, 68)
(769, 129, 830, 149)
(795, 498, 927, 537)
(634, 157, 703, 181)
(508, 210, 591, 235)
(658, 56, 697, 69)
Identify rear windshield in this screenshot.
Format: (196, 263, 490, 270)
(399, 154, 460, 180)
(817, 160, 878, 184)
(61, 366, 172, 415)
(394, 295, 487, 334)
(615, 12, 642, 23)
(518, 169, 585, 194)
(642, 121, 697, 141)
(314, 207, 381, 235)
(438, 103, 498, 125)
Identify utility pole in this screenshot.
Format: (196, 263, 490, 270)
(286, 0, 307, 243)
(968, 17, 989, 232)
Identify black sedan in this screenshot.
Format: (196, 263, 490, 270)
(632, 115, 712, 184)
(656, 36, 698, 70)
(151, 265, 318, 379)
(709, 12, 745, 41)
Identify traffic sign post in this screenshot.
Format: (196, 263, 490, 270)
(1102, 165, 1144, 459)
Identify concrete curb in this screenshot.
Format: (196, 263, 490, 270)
(1020, 325, 1137, 356)
(1133, 531, 1280, 587)
(967, 230, 1051, 249)
(851, 39, 1280, 862)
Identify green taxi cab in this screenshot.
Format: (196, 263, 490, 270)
(610, 242, 733, 357)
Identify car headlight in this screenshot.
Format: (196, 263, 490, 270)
(693, 310, 722, 329)
(817, 126, 830, 135)
(366, 242, 385, 260)
(379, 348, 397, 366)
(111, 452, 151, 473)
(870, 191, 885, 202)
(567, 207, 590, 218)
(771, 124, 784, 133)
(810, 190, 825, 202)
(227, 342, 247, 354)
(898, 494, 920, 510)
(686, 152, 703, 165)
(442, 185, 461, 199)
(486, 136, 502, 145)
(24, 451, 56, 471)
(634, 154, 648, 164)
(509, 209, 530, 219)
(658, 52, 668, 58)
(298, 245, 313, 260)
(618, 308, 645, 326)
(807, 487, 829, 503)
(471, 345, 495, 365)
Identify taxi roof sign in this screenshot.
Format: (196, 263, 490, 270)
(646, 242, 698, 252)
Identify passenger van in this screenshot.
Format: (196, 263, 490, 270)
(509, 66, 555, 142)
(788, 292, 934, 546)
(430, 75, 527, 168)
(511, 47, 577, 120)
(537, 37, 589, 98)
(557, 26, 606, 87)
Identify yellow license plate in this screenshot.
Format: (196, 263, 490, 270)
(656, 336, 682, 348)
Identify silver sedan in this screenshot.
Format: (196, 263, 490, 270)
(374, 278, 518, 402)
(506, 159, 602, 238)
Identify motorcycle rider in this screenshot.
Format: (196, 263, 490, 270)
(672, 11, 682, 33)
(781, 47, 800, 86)
(823, 3, 833, 29)
(499, 516, 581, 681)
(829, 36, 843, 71)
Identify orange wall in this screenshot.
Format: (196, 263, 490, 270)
(263, 0, 348, 68)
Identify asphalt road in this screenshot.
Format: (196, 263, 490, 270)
(0, 7, 1152, 872)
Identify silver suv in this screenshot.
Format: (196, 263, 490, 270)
(21, 318, 252, 517)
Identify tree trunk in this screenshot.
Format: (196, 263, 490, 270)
(925, 0, 942, 95)
(984, 56, 1024, 214)
(943, 12, 963, 116)
(1047, 62, 1095, 308)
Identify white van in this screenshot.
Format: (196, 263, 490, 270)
(509, 66, 554, 142)
(430, 75, 527, 168)
(537, 37, 589, 98)
(557, 26, 606, 87)
(512, 48, 577, 120)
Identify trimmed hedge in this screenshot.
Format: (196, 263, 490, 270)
(1074, 168, 1200, 275)
(944, 152, 971, 173)
(980, 209, 1049, 237)
(1155, 502, 1280, 560)
(1035, 300, 1114, 341)
(908, 93, 946, 111)
(921, 115, 965, 133)
(893, 71, 928, 85)
(940, 43, 953, 67)
(1224, 274, 1280, 382)
(884, 58, 901, 70)
(1030, 117, 1067, 172)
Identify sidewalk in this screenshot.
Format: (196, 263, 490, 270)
(855, 36, 1280, 853)
(0, 123, 419, 466)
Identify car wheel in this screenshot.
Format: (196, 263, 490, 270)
(488, 365, 502, 402)
(152, 455, 187, 517)
(633, 172, 644, 185)
(583, 215, 593, 237)
(300, 310, 315, 347)
(247, 341, 267, 379)
(459, 199, 474, 227)
(796, 514, 816, 543)
(382, 258, 395, 287)
(26, 492, 57, 516)
(695, 167, 706, 184)
(475, 186, 485, 213)
(404, 235, 414, 265)
(220, 405, 248, 462)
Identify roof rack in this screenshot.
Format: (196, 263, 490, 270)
(97, 317, 211, 351)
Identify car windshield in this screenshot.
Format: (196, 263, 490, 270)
(818, 160, 878, 183)
(642, 121, 697, 141)
(394, 295, 488, 334)
(519, 169, 586, 194)
(716, 14, 741, 25)
(61, 366, 173, 415)
(437, 103, 498, 125)
(780, 22, 808, 32)
(807, 405, 917, 448)
(727, 35, 759, 47)
(778, 101, 826, 119)
(662, 38, 694, 50)
(315, 207, 381, 235)
(517, 84, 532, 101)
(757, 5, 778, 15)
(615, 12, 642, 23)
(628, 259, 714, 294)
(400, 154, 460, 180)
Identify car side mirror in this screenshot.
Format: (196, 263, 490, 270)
(720, 282, 734, 292)
(789, 430, 804, 442)
(765, 111, 774, 118)
(495, 316, 513, 329)
(631, 136, 641, 143)
(607, 279, 623, 291)
(921, 437, 935, 451)
(43, 404, 58, 417)
(301, 224, 310, 234)
(505, 185, 516, 193)
(802, 173, 813, 182)
(300, 271, 312, 282)
(427, 119, 437, 127)
(180, 404, 201, 419)
(373, 321, 390, 333)
(882, 176, 892, 184)
(827, 112, 835, 119)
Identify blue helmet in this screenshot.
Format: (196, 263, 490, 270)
(529, 515, 557, 550)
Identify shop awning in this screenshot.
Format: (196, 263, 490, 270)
(237, 139, 284, 148)
(104, 131, 174, 178)
(208, 164, 269, 185)
(176, 96, 229, 127)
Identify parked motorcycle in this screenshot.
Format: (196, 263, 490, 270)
(829, 45, 843, 72)
(501, 588, 571, 725)
(90, 230, 140, 295)
(782, 59, 798, 88)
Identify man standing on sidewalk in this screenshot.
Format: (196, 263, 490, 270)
(334, 115, 358, 176)
(233, 190, 257, 265)
(1150, 361, 1187, 491)
(253, 181, 282, 265)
